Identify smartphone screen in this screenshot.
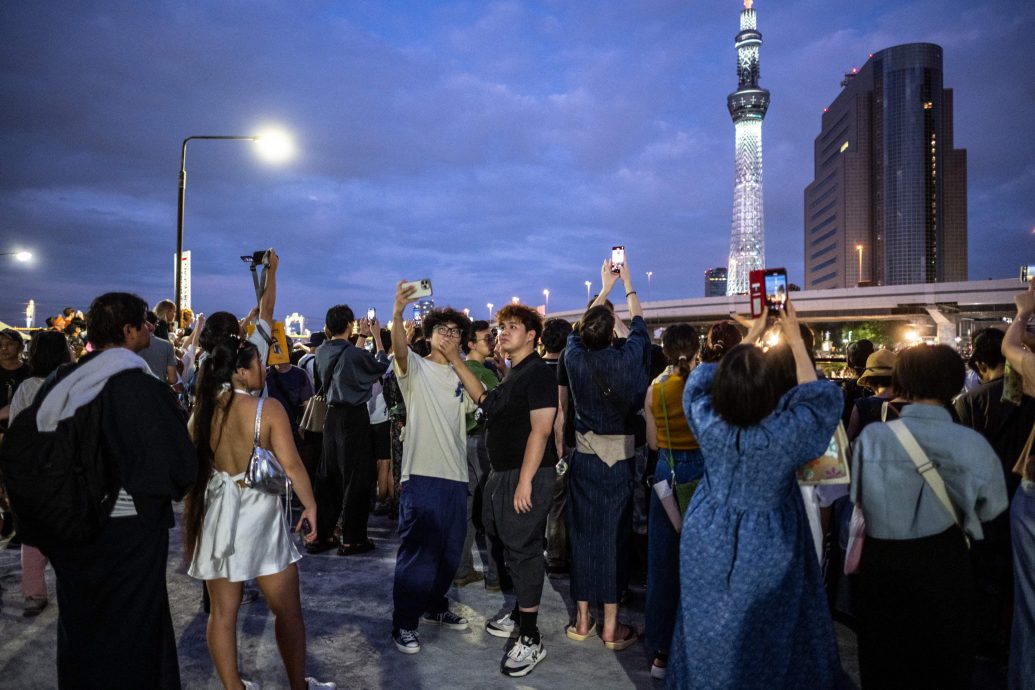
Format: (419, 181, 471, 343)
(611, 246, 625, 273)
(764, 269, 788, 311)
(367, 308, 376, 321)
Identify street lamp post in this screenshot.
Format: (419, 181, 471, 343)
(543, 289, 550, 314)
(856, 244, 864, 285)
(512, 296, 519, 305)
(646, 271, 653, 302)
(487, 303, 493, 320)
(176, 133, 291, 324)
(584, 280, 592, 303)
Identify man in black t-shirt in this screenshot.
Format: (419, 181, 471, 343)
(449, 304, 557, 678)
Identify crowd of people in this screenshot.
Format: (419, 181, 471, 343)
(0, 247, 1033, 690)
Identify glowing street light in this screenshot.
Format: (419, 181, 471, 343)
(512, 296, 520, 305)
(584, 280, 592, 302)
(543, 289, 550, 314)
(487, 302, 494, 319)
(646, 271, 653, 303)
(176, 129, 293, 323)
(856, 244, 864, 284)
(1, 251, 33, 262)
(462, 308, 471, 318)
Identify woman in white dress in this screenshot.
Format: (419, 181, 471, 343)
(184, 335, 331, 690)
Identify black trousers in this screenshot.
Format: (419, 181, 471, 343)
(483, 465, 555, 609)
(857, 527, 975, 690)
(46, 516, 180, 689)
(317, 403, 375, 543)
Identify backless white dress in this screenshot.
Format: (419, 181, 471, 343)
(188, 398, 301, 582)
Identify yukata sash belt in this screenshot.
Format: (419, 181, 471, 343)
(576, 431, 635, 468)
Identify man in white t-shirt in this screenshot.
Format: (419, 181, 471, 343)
(389, 280, 477, 655)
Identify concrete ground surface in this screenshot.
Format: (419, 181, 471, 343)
(1, 508, 865, 689)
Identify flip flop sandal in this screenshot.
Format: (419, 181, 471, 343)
(565, 618, 597, 641)
(603, 626, 638, 651)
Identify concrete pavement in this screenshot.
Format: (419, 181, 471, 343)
(0, 508, 861, 689)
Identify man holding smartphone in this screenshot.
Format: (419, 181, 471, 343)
(389, 281, 476, 655)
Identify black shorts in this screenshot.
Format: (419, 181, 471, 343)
(372, 420, 391, 460)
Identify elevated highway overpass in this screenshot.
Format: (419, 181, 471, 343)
(548, 278, 1022, 344)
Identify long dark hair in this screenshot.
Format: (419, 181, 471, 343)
(28, 331, 72, 378)
(183, 335, 260, 562)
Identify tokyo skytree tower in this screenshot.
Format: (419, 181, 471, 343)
(725, 0, 770, 295)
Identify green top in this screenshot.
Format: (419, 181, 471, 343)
(465, 359, 500, 433)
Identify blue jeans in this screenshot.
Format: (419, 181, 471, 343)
(392, 475, 467, 631)
(1010, 479, 1035, 690)
(645, 448, 704, 653)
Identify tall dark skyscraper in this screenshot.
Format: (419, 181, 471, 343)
(803, 43, 967, 289)
(704, 267, 728, 297)
(726, 0, 769, 295)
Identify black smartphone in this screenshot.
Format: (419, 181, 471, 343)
(1021, 265, 1035, 282)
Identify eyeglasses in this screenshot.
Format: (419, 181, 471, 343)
(433, 326, 463, 338)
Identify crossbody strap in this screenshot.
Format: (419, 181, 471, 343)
(886, 419, 963, 532)
(316, 348, 347, 397)
(253, 397, 265, 448)
(657, 378, 676, 477)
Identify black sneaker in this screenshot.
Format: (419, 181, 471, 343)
(501, 635, 546, 677)
(422, 610, 469, 630)
(393, 628, 421, 654)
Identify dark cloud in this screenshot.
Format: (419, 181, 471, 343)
(2, 0, 1032, 328)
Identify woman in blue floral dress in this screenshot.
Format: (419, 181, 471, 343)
(668, 301, 845, 689)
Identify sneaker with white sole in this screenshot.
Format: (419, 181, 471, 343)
(501, 635, 546, 677)
(393, 627, 421, 654)
(306, 678, 337, 689)
(485, 612, 517, 638)
(422, 610, 469, 630)
(242, 681, 260, 690)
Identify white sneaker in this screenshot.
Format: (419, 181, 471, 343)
(306, 678, 336, 689)
(501, 635, 546, 677)
(242, 681, 260, 690)
(485, 612, 517, 638)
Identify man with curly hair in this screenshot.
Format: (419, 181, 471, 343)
(388, 281, 476, 655)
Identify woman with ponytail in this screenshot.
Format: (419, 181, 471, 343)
(184, 330, 332, 690)
(642, 323, 701, 680)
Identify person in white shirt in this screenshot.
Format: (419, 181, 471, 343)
(388, 280, 477, 655)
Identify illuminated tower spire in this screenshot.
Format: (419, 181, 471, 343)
(726, 0, 770, 295)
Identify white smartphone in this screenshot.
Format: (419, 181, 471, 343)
(367, 307, 376, 321)
(611, 246, 625, 274)
(401, 278, 433, 300)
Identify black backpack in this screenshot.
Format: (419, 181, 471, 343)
(0, 364, 120, 550)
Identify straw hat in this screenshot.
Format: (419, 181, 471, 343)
(857, 349, 897, 389)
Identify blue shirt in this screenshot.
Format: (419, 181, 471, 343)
(315, 339, 389, 407)
(851, 403, 1008, 541)
(563, 315, 651, 436)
